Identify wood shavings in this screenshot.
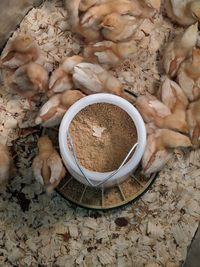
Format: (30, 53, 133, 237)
(0, 1, 199, 267)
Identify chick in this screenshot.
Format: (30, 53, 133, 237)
(1, 35, 39, 69)
(101, 13, 141, 42)
(49, 55, 83, 96)
(35, 90, 85, 127)
(63, 0, 102, 42)
(83, 40, 137, 68)
(63, 0, 80, 30)
(81, 0, 160, 28)
(0, 144, 14, 185)
(159, 77, 188, 111)
(72, 62, 132, 100)
(81, 0, 142, 28)
(187, 98, 200, 146)
(159, 78, 189, 133)
(163, 23, 198, 78)
(165, 0, 200, 26)
(32, 135, 66, 193)
(136, 94, 188, 133)
(12, 62, 49, 103)
(142, 128, 192, 175)
(177, 47, 200, 102)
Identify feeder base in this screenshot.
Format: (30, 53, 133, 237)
(56, 168, 157, 210)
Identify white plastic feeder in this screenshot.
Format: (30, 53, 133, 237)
(59, 93, 146, 188)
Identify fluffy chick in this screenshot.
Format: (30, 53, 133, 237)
(12, 62, 48, 102)
(81, 0, 160, 28)
(49, 55, 83, 96)
(177, 47, 200, 101)
(1, 35, 39, 69)
(63, 0, 101, 42)
(136, 94, 188, 133)
(32, 136, 66, 193)
(159, 77, 188, 110)
(101, 13, 141, 42)
(35, 90, 85, 127)
(165, 0, 200, 26)
(83, 40, 137, 68)
(0, 144, 14, 185)
(142, 128, 192, 175)
(72, 62, 132, 101)
(187, 98, 200, 146)
(81, 0, 142, 28)
(163, 23, 198, 78)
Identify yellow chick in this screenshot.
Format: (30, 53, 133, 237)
(136, 94, 188, 133)
(72, 62, 132, 100)
(81, 0, 160, 28)
(165, 0, 200, 26)
(177, 47, 200, 102)
(12, 62, 49, 103)
(142, 128, 192, 175)
(1, 35, 39, 69)
(49, 55, 83, 96)
(101, 13, 141, 42)
(187, 98, 200, 146)
(0, 144, 14, 185)
(163, 23, 198, 78)
(83, 40, 137, 68)
(32, 135, 66, 193)
(35, 90, 85, 127)
(63, 0, 102, 42)
(159, 77, 188, 111)
(81, 0, 142, 28)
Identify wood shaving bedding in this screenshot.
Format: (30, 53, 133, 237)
(0, 0, 199, 267)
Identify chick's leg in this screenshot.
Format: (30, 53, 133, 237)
(32, 157, 44, 185)
(47, 153, 64, 184)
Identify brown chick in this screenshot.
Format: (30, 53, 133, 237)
(177, 47, 200, 102)
(1, 35, 39, 69)
(187, 98, 200, 146)
(83, 40, 137, 68)
(32, 136, 66, 193)
(48, 55, 83, 96)
(35, 90, 85, 127)
(142, 128, 192, 175)
(163, 23, 198, 78)
(165, 0, 200, 26)
(72, 62, 133, 101)
(0, 143, 14, 185)
(63, 0, 102, 42)
(12, 62, 49, 103)
(101, 13, 142, 42)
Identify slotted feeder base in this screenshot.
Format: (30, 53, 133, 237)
(45, 128, 157, 210)
(56, 169, 157, 210)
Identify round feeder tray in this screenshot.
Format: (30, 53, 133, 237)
(56, 168, 157, 210)
(44, 128, 157, 210)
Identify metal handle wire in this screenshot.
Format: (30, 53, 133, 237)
(67, 131, 138, 187)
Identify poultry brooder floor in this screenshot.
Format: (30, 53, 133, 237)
(0, 0, 200, 266)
